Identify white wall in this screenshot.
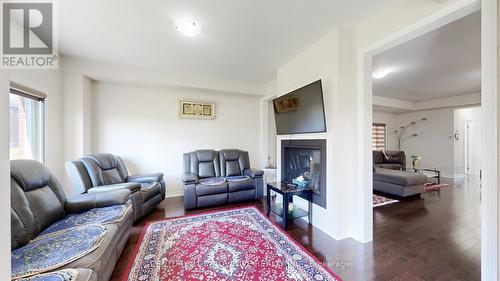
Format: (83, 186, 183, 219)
(60, 56, 265, 193)
(395, 108, 456, 179)
(454, 107, 482, 176)
(0, 72, 11, 279)
(274, 28, 359, 239)
(91, 81, 261, 196)
(372, 111, 398, 150)
(261, 79, 278, 169)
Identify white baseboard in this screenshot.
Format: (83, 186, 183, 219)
(166, 191, 184, 198)
(442, 174, 465, 183)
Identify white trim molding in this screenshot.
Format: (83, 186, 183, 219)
(373, 92, 481, 113)
(480, 0, 498, 279)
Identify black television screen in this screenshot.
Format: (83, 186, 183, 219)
(273, 80, 326, 135)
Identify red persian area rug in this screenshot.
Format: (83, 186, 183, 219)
(122, 207, 341, 281)
(373, 194, 399, 208)
(424, 182, 450, 192)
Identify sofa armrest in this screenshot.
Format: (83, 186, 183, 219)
(127, 172, 164, 183)
(182, 173, 199, 184)
(244, 169, 264, 178)
(87, 182, 141, 194)
(65, 189, 130, 213)
(183, 183, 197, 209)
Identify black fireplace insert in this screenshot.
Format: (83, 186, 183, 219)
(281, 139, 326, 208)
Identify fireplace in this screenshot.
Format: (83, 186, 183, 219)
(281, 139, 326, 208)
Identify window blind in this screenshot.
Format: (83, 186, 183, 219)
(372, 123, 386, 151)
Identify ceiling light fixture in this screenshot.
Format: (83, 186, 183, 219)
(175, 18, 202, 37)
(372, 69, 391, 79)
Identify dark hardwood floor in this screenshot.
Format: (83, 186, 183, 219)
(111, 177, 481, 281)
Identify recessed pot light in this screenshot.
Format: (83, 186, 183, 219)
(175, 18, 202, 37)
(372, 69, 391, 79)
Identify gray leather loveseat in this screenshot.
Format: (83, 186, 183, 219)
(182, 149, 264, 209)
(11, 159, 133, 281)
(373, 150, 406, 170)
(66, 153, 165, 221)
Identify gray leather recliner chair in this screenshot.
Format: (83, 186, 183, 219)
(66, 153, 166, 221)
(182, 149, 264, 209)
(11, 159, 133, 281)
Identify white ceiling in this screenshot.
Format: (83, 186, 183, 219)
(373, 11, 481, 102)
(58, 0, 394, 83)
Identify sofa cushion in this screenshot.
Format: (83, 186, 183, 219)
(12, 225, 107, 279)
(375, 163, 403, 170)
(219, 150, 250, 177)
(80, 154, 128, 186)
(101, 169, 123, 185)
(226, 176, 255, 192)
(198, 162, 217, 178)
(385, 155, 403, 164)
(196, 181, 228, 196)
(85, 154, 117, 170)
(11, 160, 68, 249)
(186, 150, 220, 179)
(383, 150, 405, 164)
(225, 161, 242, 176)
(374, 168, 428, 186)
(372, 150, 385, 165)
(40, 205, 130, 236)
(11, 160, 51, 192)
(61, 208, 132, 279)
(24, 186, 67, 232)
(199, 177, 226, 186)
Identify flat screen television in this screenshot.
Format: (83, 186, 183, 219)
(273, 80, 326, 135)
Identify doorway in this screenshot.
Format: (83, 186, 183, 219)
(357, 0, 497, 279)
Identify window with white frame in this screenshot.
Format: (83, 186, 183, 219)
(372, 123, 386, 151)
(9, 87, 45, 162)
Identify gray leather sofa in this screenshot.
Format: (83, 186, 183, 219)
(373, 150, 406, 170)
(11, 159, 133, 281)
(373, 167, 428, 197)
(182, 149, 264, 209)
(66, 153, 166, 221)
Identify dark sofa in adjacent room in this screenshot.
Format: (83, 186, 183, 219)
(372, 150, 428, 198)
(373, 150, 406, 170)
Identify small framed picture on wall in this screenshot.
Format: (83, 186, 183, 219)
(179, 100, 216, 119)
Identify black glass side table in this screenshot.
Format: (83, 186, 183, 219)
(266, 182, 312, 230)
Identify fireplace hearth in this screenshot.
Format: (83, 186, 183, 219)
(281, 139, 326, 208)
